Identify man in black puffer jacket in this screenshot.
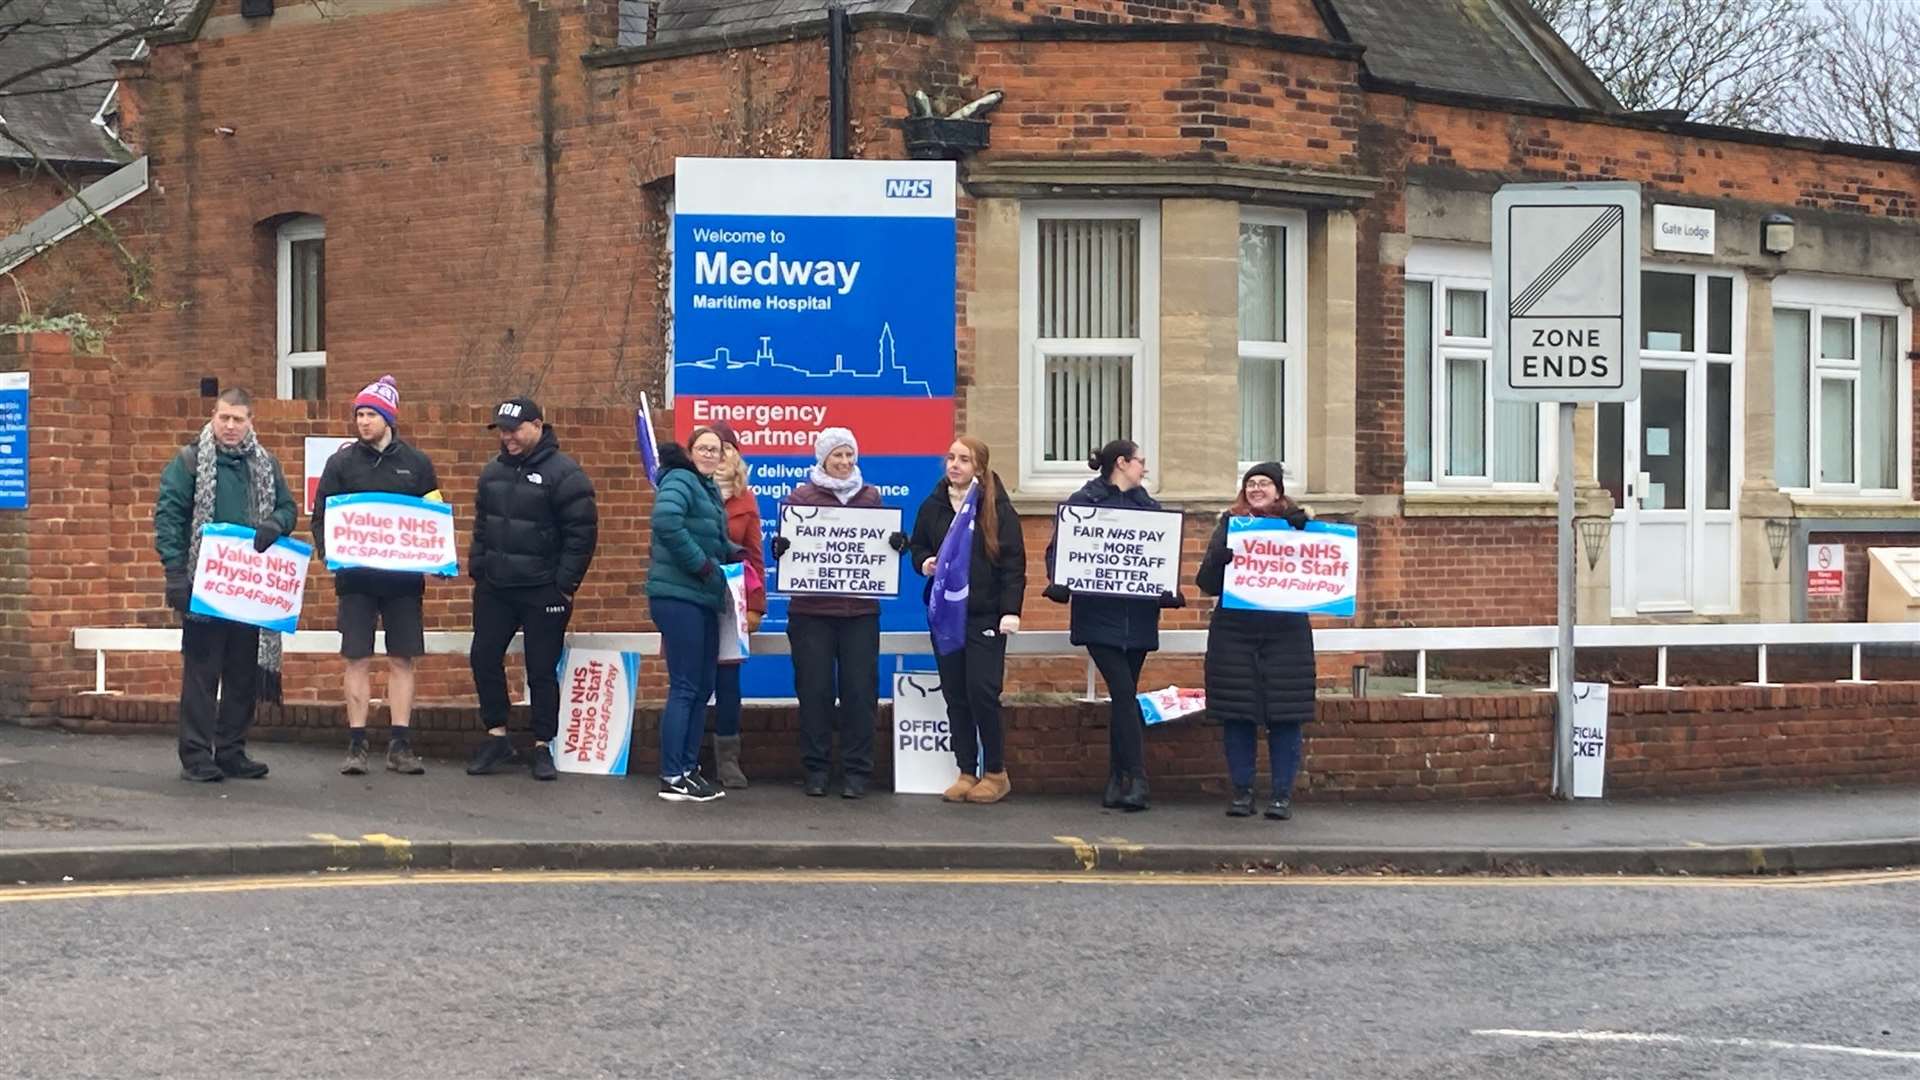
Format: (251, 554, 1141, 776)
(465, 397, 599, 781)
(312, 375, 442, 778)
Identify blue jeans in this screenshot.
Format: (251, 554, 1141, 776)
(1225, 721, 1304, 796)
(651, 596, 718, 780)
(712, 662, 743, 738)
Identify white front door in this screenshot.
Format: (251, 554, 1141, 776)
(1606, 365, 1693, 611)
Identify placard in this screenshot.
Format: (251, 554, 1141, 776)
(188, 523, 312, 633)
(321, 492, 459, 577)
(775, 504, 902, 597)
(1139, 686, 1206, 726)
(719, 562, 751, 661)
(891, 671, 954, 794)
(551, 647, 637, 776)
(303, 435, 353, 514)
(1222, 518, 1359, 617)
(0, 372, 28, 509)
(1052, 504, 1183, 598)
(1808, 543, 1845, 598)
(1570, 681, 1609, 799)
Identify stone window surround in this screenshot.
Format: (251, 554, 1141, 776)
(965, 161, 1380, 514)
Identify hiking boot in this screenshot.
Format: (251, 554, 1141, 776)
(530, 745, 558, 781)
(965, 770, 1011, 804)
(180, 760, 223, 783)
(386, 744, 425, 775)
(1265, 796, 1293, 821)
(803, 773, 829, 797)
(841, 774, 868, 800)
(340, 743, 370, 776)
(1227, 787, 1255, 817)
(1117, 774, 1150, 813)
(216, 752, 270, 780)
(466, 736, 517, 776)
(942, 772, 977, 802)
(659, 774, 721, 803)
(713, 735, 748, 789)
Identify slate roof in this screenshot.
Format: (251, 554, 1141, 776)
(0, 0, 180, 167)
(622, 0, 944, 47)
(1325, 0, 1610, 109)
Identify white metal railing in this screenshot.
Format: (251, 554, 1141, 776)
(71, 623, 1920, 697)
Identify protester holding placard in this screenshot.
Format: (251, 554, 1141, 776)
(152, 388, 297, 782)
(466, 398, 600, 783)
(770, 427, 908, 799)
(1196, 462, 1316, 820)
(311, 376, 442, 777)
(1042, 440, 1181, 813)
(645, 431, 741, 803)
(709, 422, 764, 789)
(908, 436, 1025, 805)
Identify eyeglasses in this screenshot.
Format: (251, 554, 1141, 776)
(692, 444, 724, 457)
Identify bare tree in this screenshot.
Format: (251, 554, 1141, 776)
(1530, 0, 1818, 127)
(1792, 3, 1920, 151)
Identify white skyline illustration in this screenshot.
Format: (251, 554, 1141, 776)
(676, 324, 934, 397)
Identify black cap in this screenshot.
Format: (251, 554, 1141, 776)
(488, 397, 542, 429)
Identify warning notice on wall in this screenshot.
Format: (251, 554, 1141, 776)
(1808, 543, 1846, 597)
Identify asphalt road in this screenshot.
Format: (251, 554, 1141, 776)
(2, 871, 1915, 1079)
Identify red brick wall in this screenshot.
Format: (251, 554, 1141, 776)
(54, 680, 1920, 799)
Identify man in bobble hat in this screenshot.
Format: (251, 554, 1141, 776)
(313, 375, 444, 777)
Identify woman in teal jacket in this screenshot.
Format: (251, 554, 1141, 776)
(646, 430, 740, 803)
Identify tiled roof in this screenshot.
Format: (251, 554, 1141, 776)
(0, 0, 171, 166)
(1330, 0, 1605, 108)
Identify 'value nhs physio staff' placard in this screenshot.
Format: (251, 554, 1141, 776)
(673, 157, 956, 697)
(1222, 519, 1359, 618)
(189, 523, 312, 633)
(322, 492, 459, 577)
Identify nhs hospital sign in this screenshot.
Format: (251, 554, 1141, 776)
(672, 157, 958, 695)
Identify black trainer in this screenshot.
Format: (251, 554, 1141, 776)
(466, 737, 518, 776)
(216, 752, 270, 779)
(803, 773, 828, 797)
(841, 774, 868, 800)
(686, 770, 724, 799)
(1226, 787, 1255, 817)
(1265, 796, 1293, 821)
(180, 760, 223, 783)
(529, 746, 558, 781)
(659, 774, 720, 803)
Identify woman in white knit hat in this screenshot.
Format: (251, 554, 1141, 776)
(769, 427, 908, 798)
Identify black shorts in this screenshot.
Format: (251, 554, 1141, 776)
(338, 592, 426, 659)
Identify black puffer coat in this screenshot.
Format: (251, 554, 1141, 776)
(470, 426, 598, 593)
(312, 436, 442, 597)
(1195, 512, 1316, 727)
(1044, 477, 1166, 651)
(907, 475, 1026, 618)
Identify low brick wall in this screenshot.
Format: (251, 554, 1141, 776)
(51, 681, 1920, 800)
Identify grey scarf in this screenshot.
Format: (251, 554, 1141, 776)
(187, 422, 285, 702)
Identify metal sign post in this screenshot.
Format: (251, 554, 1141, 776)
(1492, 183, 1642, 799)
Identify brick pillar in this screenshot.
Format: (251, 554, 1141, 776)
(0, 332, 117, 717)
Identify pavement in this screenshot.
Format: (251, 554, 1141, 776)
(1, 725, 1916, 883)
(2, 869, 1916, 1078)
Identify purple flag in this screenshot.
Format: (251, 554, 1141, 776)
(635, 395, 660, 486)
(928, 481, 978, 656)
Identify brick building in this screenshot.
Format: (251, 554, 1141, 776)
(11, 0, 1920, 647)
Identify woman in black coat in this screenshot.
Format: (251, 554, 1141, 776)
(907, 436, 1026, 805)
(1196, 462, 1315, 820)
(1043, 439, 1182, 813)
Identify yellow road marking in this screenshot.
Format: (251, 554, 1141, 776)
(0, 867, 1915, 905)
(1052, 835, 1098, 871)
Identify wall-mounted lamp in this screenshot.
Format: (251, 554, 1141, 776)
(1577, 515, 1611, 571)
(1761, 212, 1796, 256)
(198, 376, 219, 398)
(240, 0, 275, 17)
(1765, 518, 1792, 568)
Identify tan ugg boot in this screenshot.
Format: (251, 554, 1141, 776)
(942, 773, 977, 802)
(965, 770, 1011, 804)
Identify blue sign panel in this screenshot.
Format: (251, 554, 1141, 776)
(0, 372, 28, 509)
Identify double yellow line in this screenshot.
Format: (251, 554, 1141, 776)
(2, 867, 1916, 905)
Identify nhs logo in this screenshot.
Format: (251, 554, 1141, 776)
(884, 178, 934, 199)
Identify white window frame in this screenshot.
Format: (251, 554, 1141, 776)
(1236, 207, 1308, 481)
(1772, 274, 1913, 498)
(276, 216, 326, 400)
(1018, 201, 1161, 491)
(1404, 243, 1553, 491)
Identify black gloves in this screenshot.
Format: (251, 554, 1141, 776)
(1285, 508, 1311, 530)
(721, 545, 746, 565)
(888, 531, 910, 553)
(252, 523, 283, 552)
(1159, 590, 1186, 609)
(1043, 583, 1071, 604)
(771, 536, 791, 559)
(164, 569, 190, 613)
(697, 559, 717, 581)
